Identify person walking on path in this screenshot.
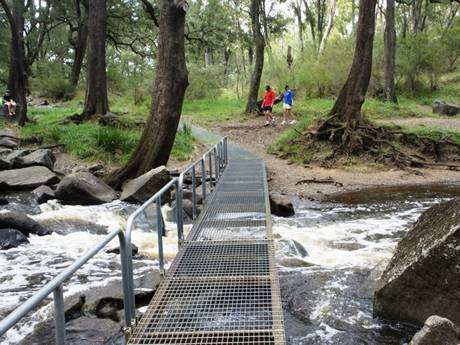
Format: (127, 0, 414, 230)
(3, 90, 16, 117)
(281, 85, 296, 125)
(262, 85, 276, 126)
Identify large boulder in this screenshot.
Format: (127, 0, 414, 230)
(32, 185, 56, 204)
(410, 316, 460, 345)
(0, 137, 18, 149)
(374, 198, 460, 326)
(270, 192, 295, 217)
(55, 172, 117, 205)
(120, 166, 170, 203)
(0, 228, 30, 250)
(16, 149, 56, 170)
(432, 100, 460, 116)
(0, 212, 51, 236)
(0, 166, 59, 190)
(0, 129, 20, 141)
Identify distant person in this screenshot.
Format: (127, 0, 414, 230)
(281, 85, 296, 125)
(3, 90, 16, 117)
(262, 85, 276, 126)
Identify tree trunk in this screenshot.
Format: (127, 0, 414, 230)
(1, 0, 28, 126)
(330, 0, 377, 124)
(70, 0, 89, 87)
(82, 0, 109, 117)
(287, 45, 294, 69)
(412, 0, 422, 35)
(107, 0, 188, 188)
(294, 1, 304, 53)
(352, 0, 356, 30)
(384, 0, 397, 103)
(318, 0, 337, 55)
(245, 0, 264, 113)
(223, 47, 231, 76)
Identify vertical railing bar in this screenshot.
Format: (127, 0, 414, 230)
(176, 179, 184, 246)
(118, 231, 132, 329)
(208, 152, 213, 188)
(53, 284, 66, 345)
(191, 166, 197, 219)
(156, 196, 165, 276)
(201, 158, 206, 202)
(214, 147, 219, 183)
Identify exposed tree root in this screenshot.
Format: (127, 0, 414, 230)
(300, 117, 460, 170)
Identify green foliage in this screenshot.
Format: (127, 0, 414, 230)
(186, 64, 223, 100)
(32, 62, 74, 100)
(172, 123, 196, 161)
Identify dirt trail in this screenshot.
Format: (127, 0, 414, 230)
(210, 117, 460, 200)
(379, 117, 460, 131)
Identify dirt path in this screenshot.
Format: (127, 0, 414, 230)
(379, 117, 460, 131)
(210, 118, 460, 200)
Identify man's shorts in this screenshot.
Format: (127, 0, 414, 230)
(263, 106, 273, 112)
(283, 103, 292, 110)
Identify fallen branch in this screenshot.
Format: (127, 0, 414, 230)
(296, 177, 344, 187)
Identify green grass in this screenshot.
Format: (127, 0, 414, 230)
(182, 98, 246, 124)
(403, 126, 460, 145)
(21, 102, 196, 166)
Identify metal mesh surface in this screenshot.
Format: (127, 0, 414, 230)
(128, 156, 285, 345)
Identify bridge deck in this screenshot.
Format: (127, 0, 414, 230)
(128, 158, 285, 345)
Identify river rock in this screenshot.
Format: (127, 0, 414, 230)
(0, 212, 51, 237)
(55, 172, 117, 205)
(16, 149, 56, 170)
(0, 166, 59, 190)
(32, 185, 55, 204)
(0, 129, 20, 140)
(432, 100, 460, 116)
(276, 239, 309, 258)
(0, 228, 30, 250)
(0, 198, 8, 205)
(0, 137, 18, 149)
(374, 198, 460, 326)
(0, 156, 11, 170)
(410, 316, 460, 345)
(120, 166, 170, 203)
(270, 192, 295, 217)
(106, 243, 139, 257)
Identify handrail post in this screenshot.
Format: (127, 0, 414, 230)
(176, 179, 184, 246)
(208, 153, 213, 188)
(156, 196, 165, 276)
(201, 158, 206, 202)
(53, 284, 66, 345)
(118, 231, 132, 330)
(214, 147, 219, 183)
(191, 166, 197, 219)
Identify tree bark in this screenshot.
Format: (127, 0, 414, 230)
(107, 0, 188, 188)
(330, 0, 377, 124)
(245, 0, 264, 113)
(318, 0, 337, 54)
(294, 1, 304, 53)
(70, 0, 89, 87)
(1, 0, 28, 126)
(223, 47, 231, 76)
(82, 0, 109, 117)
(384, 0, 397, 103)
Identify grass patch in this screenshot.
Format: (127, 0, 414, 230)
(21, 103, 196, 166)
(182, 97, 246, 125)
(402, 126, 460, 145)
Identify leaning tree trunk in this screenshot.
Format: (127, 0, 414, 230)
(245, 0, 264, 113)
(384, 0, 397, 103)
(82, 0, 109, 117)
(70, 0, 88, 87)
(1, 0, 28, 126)
(329, 0, 377, 124)
(107, 0, 188, 188)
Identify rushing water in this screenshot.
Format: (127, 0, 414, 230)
(1, 185, 460, 344)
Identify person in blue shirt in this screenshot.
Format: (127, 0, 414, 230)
(281, 85, 296, 125)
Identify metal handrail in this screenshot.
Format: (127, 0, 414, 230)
(0, 229, 130, 345)
(0, 136, 228, 345)
(123, 137, 228, 331)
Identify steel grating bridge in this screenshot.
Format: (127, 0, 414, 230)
(128, 158, 286, 345)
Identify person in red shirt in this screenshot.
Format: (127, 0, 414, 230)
(262, 85, 276, 126)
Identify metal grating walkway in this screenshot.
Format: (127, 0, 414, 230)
(128, 157, 285, 345)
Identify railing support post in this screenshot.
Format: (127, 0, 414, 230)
(156, 197, 165, 276)
(191, 167, 197, 219)
(201, 158, 206, 202)
(53, 284, 66, 345)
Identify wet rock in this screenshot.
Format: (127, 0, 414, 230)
(32, 185, 55, 204)
(357, 260, 388, 299)
(432, 100, 460, 116)
(374, 198, 460, 326)
(270, 192, 295, 217)
(106, 243, 139, 257)
(120, 166, 170, 203)
(0, 137, 18, 149)
(183, 188, 204, 205)
(0, 197, 8, 205)
(0, 211, 51, 236)
(0, 228, 30, 249)
(330, 240, 366, 251)
(276, 239, 309, 258)
(55, 172, 117, 205)
(0, 156, 11, 170)
(409, 316, 460, 345)
(16, 149, 56, 170)
(0, 166, 59, 190)
(278, 257, 315, 268)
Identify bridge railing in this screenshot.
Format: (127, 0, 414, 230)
(0, 136, 228, 345)
(0, 229, 131, 345)
(123, 136, 228, 335)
